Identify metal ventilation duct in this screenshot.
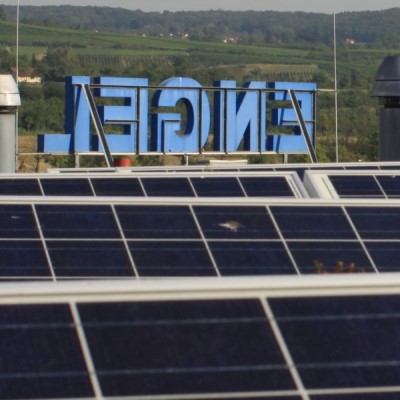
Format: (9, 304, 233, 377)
(373, 56, 400, 161)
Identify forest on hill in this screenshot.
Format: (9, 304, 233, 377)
(0, 5, 399, 167)
(2, 5, 400, 48)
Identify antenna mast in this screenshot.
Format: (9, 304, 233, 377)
(334, 12, 339, 162)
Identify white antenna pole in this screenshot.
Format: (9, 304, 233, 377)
(334, 12, 339, 162)
(15, 0, 20, 172)
(16, 0, 19, 83)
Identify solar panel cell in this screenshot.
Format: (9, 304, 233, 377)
(129, 241, 216, 276)
(271, 206, 356, 240)
(40, 178, 93, 196)
(195, 206, 278, 239)
(329, 175, 384, 198)
(240, 176, 294, 197)
(0, 205, 39, 239)
(0, 304, 93, 399)
(0, 241, 50, 277)
(116, 205, 200, 239)
(287, 241, 374, 274)
(78, 299, 296, 396)
(363, 242, 400, 273)
(141, 177, 195, 196)
(346, 207, 400, 240)
(91, 177, 144, 196)
(0, 179, 42, 196)
(36, 205, 120, 239)
(270, 295, 400, 389)
(209, 241, 296, 275)
(191, 177, 245, 197)
(47, 241, 135, 277)
(376, 175, 400, 198)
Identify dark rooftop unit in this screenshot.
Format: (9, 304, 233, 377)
(373, 56, 400, 160)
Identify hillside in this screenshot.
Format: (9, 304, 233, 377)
(0, 6, 398, 165)
(2, 5, 400, 49)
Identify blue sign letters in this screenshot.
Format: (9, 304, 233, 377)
(37, 76, 316, 155)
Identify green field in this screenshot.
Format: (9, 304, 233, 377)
(2, 18, 398, 87)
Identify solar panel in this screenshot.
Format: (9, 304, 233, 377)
(270, 293, 400, 393)
(0, 302, 94, 399)
(2, 198, 400, 280)
(1, 277, 400, 399)
(0, 178, 42, 195)
(40, 178, 94, 196)
(328, 175, 385, 198)
(303, 170, 400, 199)
(49, 160, 400, 176)
(0, 172, 305, 198)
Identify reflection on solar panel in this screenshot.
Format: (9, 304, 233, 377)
(1, 277, 400, 399)
(3, 198, 400, 280)
(0, 172, 305, 198)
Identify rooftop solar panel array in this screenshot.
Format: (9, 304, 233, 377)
(5, 161, 400, 399)
(0, 172, 304, 198)
(2, 199, 400, 280)
(1, 278, 400, 400)
(303, 170, 400, 199)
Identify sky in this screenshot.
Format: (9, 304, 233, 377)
(2, 0, 400, 13)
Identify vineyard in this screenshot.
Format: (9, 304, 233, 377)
(79, 54, 174, 69)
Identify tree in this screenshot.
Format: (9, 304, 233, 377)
(0, 5, 7, 21)
(37, 46, 80, 81)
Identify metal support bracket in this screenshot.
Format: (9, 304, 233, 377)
(289, 89, 318, 163)
(81, 84, 114, 167)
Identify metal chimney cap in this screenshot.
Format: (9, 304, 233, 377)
(0, 75, 21, 107)
(375, 56, 400, 81)
(373, 56, 400, 97)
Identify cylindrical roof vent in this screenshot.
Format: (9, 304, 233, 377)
(0, 75, 21, 173)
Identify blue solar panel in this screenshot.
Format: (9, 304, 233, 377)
(0, 173, 300, 198)
(240, 176, 295, 197)
(346, 207, 400, 240)
(116, 205, 200, 239)
(141, 177, 195, 197)
(194, 205, 279, 239)
(78, 299, 296, 396)
(40, 178, 93, 196)
(1, 201, 400, 279)
(129, 241, 215, 277)
(47, 241, 135, 278)
(376, 175, 400, 198)
(0, 174, 301, 198)
(270, 295, 400, 391)
(271, 206, 357, 240)
(191, 177, 245, 197)
(327, 175, 384, 198)
(91, 177, 144, 196)
(288, 241, 374, 274)
(36, 205, 121, 239)
(2, 289, 400, 399)
(309, 172, 400, 199)
(0, 304, 93, 399)
(0, 205, 39, 238)
(209, 241, 296, 275)
(0, 178, 42, 195)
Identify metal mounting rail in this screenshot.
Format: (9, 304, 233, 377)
(81, 84, 114, 167)
(289, 89, 318, 163)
